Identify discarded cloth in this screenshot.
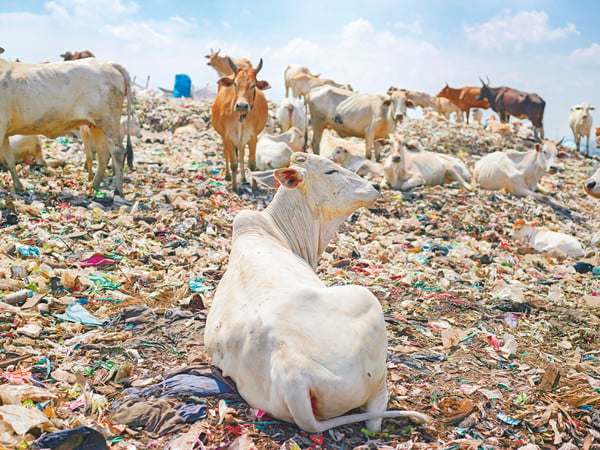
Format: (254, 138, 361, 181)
(32, 425, 107, 450)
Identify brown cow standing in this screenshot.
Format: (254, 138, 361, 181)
(60, 50, 95, 61)
(211, 58, 270, 192)
(436, 83, 489, 123)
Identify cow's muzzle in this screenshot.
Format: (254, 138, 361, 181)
(548, 166, 558, 174)
(372, 183, 381, 193)
(235, 103, 250, 112)
(392, 155, 401, 163)
(395, 113, 404, 121)
(588, 181, 596, 190)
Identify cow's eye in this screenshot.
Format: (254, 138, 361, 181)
(325, 169, 339, 175)
(250, 83, 256, 89)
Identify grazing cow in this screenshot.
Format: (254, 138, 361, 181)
(204, 49, 252, 77)
(275, 98, 307, 134)
(477, 77, 546, 140)
(388, 88, 433, 110)
(284, 65, 312, 97)
(330, 147, 384, 180)
(205, 152, 428, 432)
(473, 140, 560, 200)
(255, 127, 303, 170)
(584, 166, 600, 198)
(9, 135, 47, 166)
(383, 135, 472, 190)
(471, 108, 483, 124)
(0, 58, 133, 194)
(80, 114, 141, 180)
(512, 220, 584, 258)
(436, 83, 490, 124)
(308, 85, 413, 160)
(569, 102, 595, 155)
(486, 115, 512, 136)
(431, 97, 463, 121)
(211, 58, 270, 192)
(289, 72, 353, 100)
(60, 50, 95, 61)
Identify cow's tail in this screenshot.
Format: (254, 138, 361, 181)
(112, 62, 134, 170)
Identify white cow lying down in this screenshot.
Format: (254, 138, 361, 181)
(473, 140, 559, 200)
(205, 153, 429, 433)
(255, 127, 304, 170)
(512, 220, 584, 258)
(330, 147, 384, 180)
(383, 135, 472, 190)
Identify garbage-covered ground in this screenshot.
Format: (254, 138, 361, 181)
(1, 90, 600, 449)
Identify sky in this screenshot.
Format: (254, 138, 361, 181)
(1, 0, 599, 142)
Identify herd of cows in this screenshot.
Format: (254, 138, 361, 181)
(2, 47, 600, 434)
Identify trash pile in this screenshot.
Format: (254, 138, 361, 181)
(1, 91, 600, 449)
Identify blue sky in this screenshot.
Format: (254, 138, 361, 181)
(1, 1, 599, 141)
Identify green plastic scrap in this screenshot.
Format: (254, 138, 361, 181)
(89, 273, 122, 291)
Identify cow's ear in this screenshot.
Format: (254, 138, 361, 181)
(251, 170, 279, 189)
(217, 77, 235, 87)
(535, 143, 541, 151)
(513, 219, 526, 229)
(407, 99, 416, 108)
(256, 80, 271, 90)
(591, 107, 596, 110)
(274, 167, 303, 189)
(382, 98, 392, 106)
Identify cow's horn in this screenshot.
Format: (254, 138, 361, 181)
(486, 75, 490, 85)
(255, 58, 263, 75)
(217, 48, 221, 54)
(479, 77, 485, 85)
(210, 47, 213, 53)
(228, 57, 238, 73)
(557, 137, 564, 146)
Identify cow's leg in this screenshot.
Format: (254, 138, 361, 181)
(465, 108, 470, 124)
(364, 381, 388, 432)
(447, 168, 473, 190)
(80, 126, 95, 181)
(575, 133, 581, 153)
(228, 142, 239, 192)
(248, 135, 258, 191)
(364, 128, 375, 161)
(311, 120, 324, 155)
(400, 175, 425, 191)
(0, 135, 24, 192)
(239, 142, 247, 184)
(109, 135, 126, 197)
(586, 133, 590, 156)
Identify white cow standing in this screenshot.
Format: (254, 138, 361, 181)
(0, 58, 133, 195)
(205, 153, 429, 433)
(308, 85, 413, 161)
(382, 136, 472, 190)
(473, 140, 560, 200)
(275, 98, 307, 134)
(569, 102, 595, 156)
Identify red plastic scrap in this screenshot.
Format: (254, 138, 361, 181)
(487, 335, 501, 351)
(79, 254, 117, 268)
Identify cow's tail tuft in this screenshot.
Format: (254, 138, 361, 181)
(111, 62, 134, 170)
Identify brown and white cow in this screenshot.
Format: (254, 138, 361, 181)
(308, 85, 413, 160)
(474, 140, 560, 200)
(436, 83, 490, 124)
(0, 58, 133, 195)
(60, 50, 95, 61)
(284, 64, 312, 97)
(289, 72, 352, 100)
(388, 87, 433, 110)
(211, 58, 270, 192)
(431, 97, 463, 122)
(205, 152, 428, 433)
(204, 49, 252, 78)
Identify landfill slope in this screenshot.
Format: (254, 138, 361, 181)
(1, 91, 600, 449)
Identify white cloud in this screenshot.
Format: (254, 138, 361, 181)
(464, 10, 578, 51)
(105, 22, 173, 48)
(221, 20, 231, 29)
(571, 42, 600, 63)
(394, 19, 422, 35)
(44, 0, 139, 18)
